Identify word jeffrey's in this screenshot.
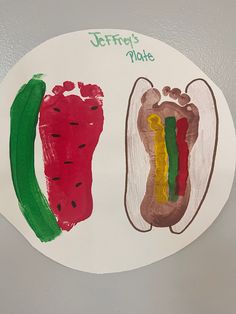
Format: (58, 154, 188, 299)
(89, 32, 139, 49)
(126, 49, 155, 63)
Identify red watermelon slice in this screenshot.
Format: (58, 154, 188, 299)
(39, 81, 104, 231)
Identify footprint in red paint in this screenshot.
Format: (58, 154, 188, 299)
(39, 81, 104, 231)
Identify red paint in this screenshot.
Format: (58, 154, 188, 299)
(63, 81, 75, 91)
(175, 118, 189, 196)
(52, 85, 64, 94)
(39, 81, 104, 231)
(78, 82, 104, 98)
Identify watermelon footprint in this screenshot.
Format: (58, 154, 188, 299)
(39, 81, 104, 231)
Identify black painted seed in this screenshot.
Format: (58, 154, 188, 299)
(64, 161, 73, 164)
(57, 204, 61, 211)
(75, 182, 82, 187)
(51, 134, 61, 137)
(53, 107, 60, 112)
(91, 106, 98, 110)
(69, 122, 78, 125)
(71, 200, 77, 208)
(78, 144, 86, 148)
(52, 177, 60, 181)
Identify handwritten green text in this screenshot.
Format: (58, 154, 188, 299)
(88, 31, 155, 63)
(126, 49, 155, 63)
(89, 32, 139, 49)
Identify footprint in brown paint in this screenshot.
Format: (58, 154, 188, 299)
(125, 78, 218, 234)
(137, 86, 199, 227)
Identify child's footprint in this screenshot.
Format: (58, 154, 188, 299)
(137, 85, 199, 227)
(125, 78, 218, 234)
(39, 81, 104, 231)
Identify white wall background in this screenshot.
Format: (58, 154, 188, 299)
(0, 0, 235, 313)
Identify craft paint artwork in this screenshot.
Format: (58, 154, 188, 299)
(39, 80, 104, 231)
(125, 77, 217, 234)
(0, 29, 235, 273)
(9, 74, 61, 242)
(10, 75, 104, 241)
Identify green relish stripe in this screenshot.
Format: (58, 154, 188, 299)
(165, 117, 178, 202)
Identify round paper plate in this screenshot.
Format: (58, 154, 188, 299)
(0, 29, 235, 273)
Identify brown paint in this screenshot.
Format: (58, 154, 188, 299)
(137, 89, 199, 227)
(162, 86, 171, 96)
(169, 88, 181, 100)
(178, 93, 191, 106)
(125, 77, 218, 233)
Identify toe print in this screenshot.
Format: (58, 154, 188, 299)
(39, 80, 104, 231)
(125, 77, 218, 233)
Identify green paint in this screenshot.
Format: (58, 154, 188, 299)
(126, 49, 155, 63)
(88, 31, 139, 49)
(88, 31, 155, 64)
(165, 117, 178, 202)
(10, 75, 61, 242)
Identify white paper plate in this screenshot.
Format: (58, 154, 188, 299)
(0, 29, 235, 273)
